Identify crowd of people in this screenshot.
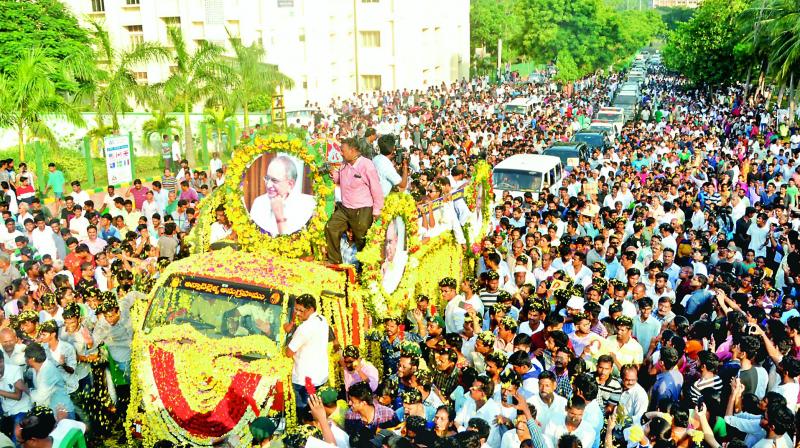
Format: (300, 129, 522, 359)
(273, 61, 800, 448)
(0, 53, 798, 448)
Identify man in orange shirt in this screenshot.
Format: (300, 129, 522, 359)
(64, 240, 94, 286)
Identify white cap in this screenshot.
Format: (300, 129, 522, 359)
(566, 296, 585, 311)
(514, 266, 528, 274)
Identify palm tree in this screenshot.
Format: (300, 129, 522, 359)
(141, 83, 179, 156)
(89, 20, 170, 132)
(0, 48, 86, 161)
(163, 27, 232, 166)
(203, 102, 234, 156)
(226, 31, 293, 130)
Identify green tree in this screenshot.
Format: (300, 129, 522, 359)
(88, 20, 169, 132)
(0, 48, 86, 161)
(656, 7, 696, 30)
(141, 84, 179, 158)
(163, 27, 231, 166)
(555, 49, 581, 84)
(0, 0, 94, 94)
(662, 0, 748, 85)
(203, 103, 235, 155)
(226, 31, 293, 130)
(470, 0, 525, 70)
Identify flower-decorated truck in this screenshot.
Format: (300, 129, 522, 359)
(127, 134, 493, 446)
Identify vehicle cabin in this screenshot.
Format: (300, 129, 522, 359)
(572, 129, 611, 152)
(542, 142, 590, 170)
(492, 154, 563, 201)
(503, 97, 536, 115)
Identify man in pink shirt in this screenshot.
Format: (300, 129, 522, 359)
(325, 138, 384, 264)
(341, 345, 379, 392)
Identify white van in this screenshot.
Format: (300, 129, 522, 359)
(503, 97, 536, 115)
(492, 154, 564, 202)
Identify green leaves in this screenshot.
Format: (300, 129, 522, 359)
(471, 0, 664, 78)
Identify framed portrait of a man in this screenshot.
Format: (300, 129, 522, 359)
(242, 153, 316, 236)
(381, 217, 408, 293)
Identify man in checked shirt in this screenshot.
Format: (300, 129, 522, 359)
(325, 138, 384, 265)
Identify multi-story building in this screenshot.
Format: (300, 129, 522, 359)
(62, 0, 470, 109)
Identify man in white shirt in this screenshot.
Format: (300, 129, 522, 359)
(619, 364, 648, 426)
(68, 206, 90, 241)
(0, 353, 32, 427)
(372, 135, 408, 197)
(285, 294, 330, 410)
(542, 396, 595, 448)
(69, 181, 90, 207)
(30, 216, 57, 260)
(141, 191, 160, 224)
(527, 371, 567, 430)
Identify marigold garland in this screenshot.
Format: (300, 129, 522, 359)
(357, 193, 421, 318)
(188, 134, 333, 258)
(462, 161, 494, 244)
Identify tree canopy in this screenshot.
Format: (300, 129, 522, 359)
(0, 0, 94, 93)
(470, 0, 665, 78)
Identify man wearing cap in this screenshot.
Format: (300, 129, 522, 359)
(341, 345, 379, 392)
(504, 265, 532, 295)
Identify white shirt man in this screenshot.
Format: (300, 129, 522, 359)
(0, 358, 32, 419)
(30, 224, 57, 259)
(286, 303, 330, 388)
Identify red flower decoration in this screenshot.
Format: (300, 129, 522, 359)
(149, 347, 263, 438)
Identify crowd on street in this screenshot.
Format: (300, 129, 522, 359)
(1, 58, 800, 448)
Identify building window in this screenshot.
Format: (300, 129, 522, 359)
(134, 72, 148, 82)
(127, 25, 144, 47)
(361, 75, 381, 91)
(163, 17, 181, 28)
(361, 0, 379, 2)
(90, 0, 105, 12)
(126, 0, 140, 5)
(360, 31, 380, 48)
(299, 33, 305, 42)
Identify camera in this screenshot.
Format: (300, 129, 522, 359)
(394, 148, 406, 166)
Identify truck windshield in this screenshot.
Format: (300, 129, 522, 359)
(143, 275, 289, 343)
(574, 134, 605, 148)
(596, 112, 622, 121)
(493, 169, 543, 192)
(504, 105, 528, 114)
(615, 95, 637, 105)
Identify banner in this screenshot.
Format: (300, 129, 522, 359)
(104, 135, 133, 185)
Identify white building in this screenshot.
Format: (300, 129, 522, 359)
(62, 0, 470, 109)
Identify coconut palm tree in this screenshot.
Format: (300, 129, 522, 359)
(203, 101, 234, 156)
(141, 83, 180, 156)
(0, 48, 86, 161)
(89, 20, 170, 132)
(163, 27, 232, 166)
(226, 31, 293, 130)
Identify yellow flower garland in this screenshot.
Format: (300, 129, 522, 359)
(356, 193, 421, 318)
(462, 161, 494, 242)
(188, 134, 333, 258)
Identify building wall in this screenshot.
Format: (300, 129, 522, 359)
(62, 0, 470, 110)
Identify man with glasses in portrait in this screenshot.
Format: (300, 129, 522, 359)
(250, 155, 316, 236)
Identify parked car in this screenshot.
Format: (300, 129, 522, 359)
(542, 142, 590, 170)
(572, 129, 611, 152)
